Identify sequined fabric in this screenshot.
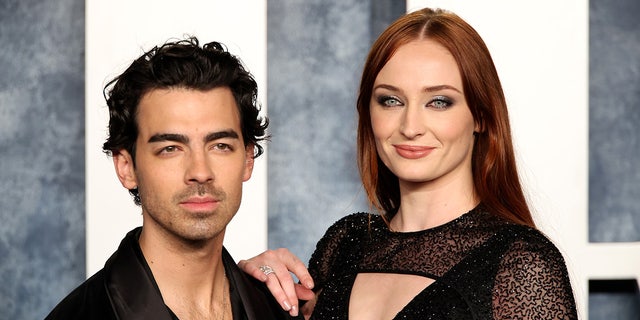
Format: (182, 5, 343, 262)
(307, 206, 577, 319)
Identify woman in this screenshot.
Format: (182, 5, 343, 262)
(240, 7, 577, 319)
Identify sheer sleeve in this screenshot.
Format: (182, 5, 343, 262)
(492, 231, 577, 319)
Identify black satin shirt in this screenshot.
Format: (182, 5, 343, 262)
(46, 227, 299, 320)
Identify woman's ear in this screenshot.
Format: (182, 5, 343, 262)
(474, 118, 484, 134)
(113, 150, 138, 190)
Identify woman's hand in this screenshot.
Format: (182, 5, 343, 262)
(238, 248, 315, 317)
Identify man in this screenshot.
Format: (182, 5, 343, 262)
(46, 37, 300, 320)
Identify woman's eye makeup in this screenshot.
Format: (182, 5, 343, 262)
(376, 95, 403, 107)
(428, 95, 453, 109)
(373, 91, 455, 110)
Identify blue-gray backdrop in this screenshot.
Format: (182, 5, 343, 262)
(0, 0, 85, 318)
(587, 0, 640, 317)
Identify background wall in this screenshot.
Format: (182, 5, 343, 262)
(0, 0, 638, 319)
(588, 0, 640, 316)
(589, 0, 640, 244)
(0, 0, 85, 318)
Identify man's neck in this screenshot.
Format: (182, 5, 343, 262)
(138, 226, 230, 319)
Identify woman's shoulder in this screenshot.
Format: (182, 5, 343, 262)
(489, 224, 577, 318)
(471, 208, 560, 252)
(499, 223, 557, 246)
(325, 212, 382, 233)
(492, 223, 568, 266)
(312, 212, 387, 258)
(309, 213, 380, 283)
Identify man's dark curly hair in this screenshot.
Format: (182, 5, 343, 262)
(102, 37, 269, 205)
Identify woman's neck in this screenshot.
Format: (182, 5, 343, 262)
(391, 177, 478, 232)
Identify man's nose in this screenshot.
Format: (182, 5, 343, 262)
(185, 151, 214, 184)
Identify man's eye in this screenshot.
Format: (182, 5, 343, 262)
(160, 146, 178, 154)
(213, 143, 232, 151)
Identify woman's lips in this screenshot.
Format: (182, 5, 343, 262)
(393, 144, 434, 159)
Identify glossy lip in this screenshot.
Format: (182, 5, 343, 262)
(179, 196, 219, 212)
(393, 144, 435, 159)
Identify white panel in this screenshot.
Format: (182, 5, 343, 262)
(86, 0, 267, 275)
(408, 0, 592, 317)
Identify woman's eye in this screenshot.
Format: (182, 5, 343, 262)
(377, 95, 402, 107)
(428, 96, 453, 109)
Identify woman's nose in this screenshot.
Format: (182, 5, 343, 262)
(399, 105, 425, 139)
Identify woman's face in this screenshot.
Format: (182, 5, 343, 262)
(370, 39, 477, 186)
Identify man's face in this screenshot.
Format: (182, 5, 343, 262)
(114, 87, 254, 243)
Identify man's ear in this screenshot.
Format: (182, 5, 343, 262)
(242, 145, 255, 182)
(113, 150, 138, 190)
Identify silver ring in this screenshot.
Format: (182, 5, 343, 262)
(259, 265, 275, 276)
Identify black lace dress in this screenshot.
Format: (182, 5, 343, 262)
(307, 206, 578, 319)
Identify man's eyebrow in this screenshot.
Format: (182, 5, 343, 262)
(147, 130, 240, 144)
(205, 130, 240, 143)
(148, 133, 189, 144)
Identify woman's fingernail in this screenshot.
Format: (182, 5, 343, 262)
(290, 305, 299, 317)
(283, 300, 292, 311)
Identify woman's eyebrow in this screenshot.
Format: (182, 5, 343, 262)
(373, 83, 462, 94)
(424, 84, 462, 93)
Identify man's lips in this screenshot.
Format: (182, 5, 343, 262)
(393, 144, 434, 159)
(179, 197, 219, 211)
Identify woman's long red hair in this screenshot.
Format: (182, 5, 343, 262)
(357, 8, 535, 227)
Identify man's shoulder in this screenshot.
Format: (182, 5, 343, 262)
(45, 269, 116, 320)
(223, 249, 303, 320)
(244, 273, 303, 319)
